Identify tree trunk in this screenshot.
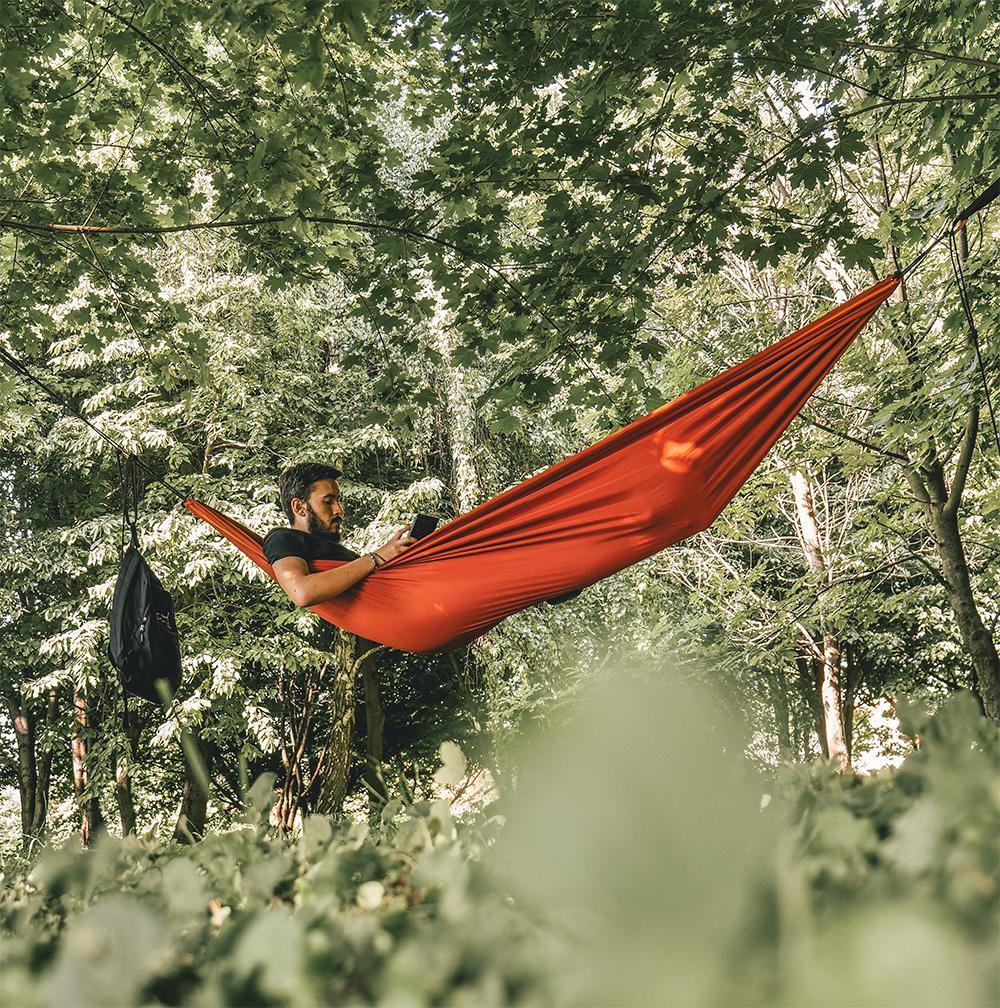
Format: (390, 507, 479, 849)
(818, 633, 850, 771)
(915, 461, 1000, 721)
(71, 689, 105, 845)
(275, 660, 322, 831)
(842, 645, 856, 760)
(430, 295, 482, 513)
(795, 649, 828, 759)
(790, 471, 850, 770)
(938, 503, 1000, 718)
(116, 759, 137, 836)
(899, 217, 1000, 720)
(31, 691, 57, 838)
(361, 651, 388, 815)
(174, 733, 211, 843)
(4, 687, 37, 845)
(768, 671, 792, 761)
(115, 711, 141, 835)
(315, 629, 357, 815)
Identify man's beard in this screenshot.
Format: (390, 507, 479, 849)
(305, 502, 341, 541)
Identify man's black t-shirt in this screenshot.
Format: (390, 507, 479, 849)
(263, 527, 360, 567)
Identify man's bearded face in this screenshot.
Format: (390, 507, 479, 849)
(302, 479, 344, 539)
(305, 501, 340, 539)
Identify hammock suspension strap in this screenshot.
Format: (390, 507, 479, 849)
(948, 228, 1000, 453)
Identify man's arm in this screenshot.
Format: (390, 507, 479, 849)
(271, 555, 377, 607)
(271, 528, 414, 607)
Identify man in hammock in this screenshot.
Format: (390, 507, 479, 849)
(263, 462, 415, 607)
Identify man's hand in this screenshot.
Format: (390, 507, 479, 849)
(376, 527, 416, 563)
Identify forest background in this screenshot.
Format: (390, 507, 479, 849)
(0, 1, 998, 1005)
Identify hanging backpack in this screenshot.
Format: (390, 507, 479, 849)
(107, 456, 182, 705)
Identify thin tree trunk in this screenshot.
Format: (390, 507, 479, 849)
(115, 711, 141, 835)
(430, 298, 482, 513)
(174, 734, 210, 843)
(116, 758, 137, 836)
(31, 690, 58, 838)
(794, 646, 827, 758)
(790, 472, 850, 770)
(4, 688, 37, 845)
(275, 662, 322, 831)
(907, 459, 1000, 720)
(315, 629, 357, 815)
(937, 494, 1000, 718)
(361, 651, 387, 815)
(71, 688, 105, 845)
(842, 645, 856, 760)
(897, 210, 999, 720)
(818, 633, 850, 771)
(769, 672, 792, 761)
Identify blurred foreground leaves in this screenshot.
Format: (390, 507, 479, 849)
(1, 678, 996, 1007)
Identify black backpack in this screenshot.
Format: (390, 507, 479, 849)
(107, 457, 182, 704)
(108, 544, 182, 704)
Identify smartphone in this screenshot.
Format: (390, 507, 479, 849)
(408, 513, 439, 540)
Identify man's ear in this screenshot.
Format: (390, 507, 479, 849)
(291, 496, 308, 518)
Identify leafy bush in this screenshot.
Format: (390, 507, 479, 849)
(1, 681, 996, 1007)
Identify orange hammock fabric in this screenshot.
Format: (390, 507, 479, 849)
(186, 275, 899, 653)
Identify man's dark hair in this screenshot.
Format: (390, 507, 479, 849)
(278, 462, 343, 523)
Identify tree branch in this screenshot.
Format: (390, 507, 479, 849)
(849, 42, 1000, 72)
(944, 404, 980, 517)
(0, 213, 482, 263)
(869, 516, 948, 588)
(846, 92, 1000, 117)
(800, 412, 909, 462)
(903, 465, 934, 518)
(77, 0, 227, 129)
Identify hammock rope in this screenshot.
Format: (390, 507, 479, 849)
(947, 228, 1000, 453)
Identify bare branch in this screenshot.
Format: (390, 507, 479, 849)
(800, 412, 909, 462)
(0, 213, 482, 263)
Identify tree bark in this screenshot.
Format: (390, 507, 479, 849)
(174, 733, 211, 843)
(115, 711, 141, 836)
(795, 649, 828, 758)
(430, 295, 482, 513)
(768, 671, 792, 761)
(842, 645, 856, 760)
(818, 633, 850, 771)
(4, 687, 37, 845)
(71, 688, 105, 845)
(897, 208, 999, 720)
(360, 649, 388, 815)
(914, 463, 1000, 720)
(790, 471, 851, 770)
(115, 759, 137, 836)
(315, 629, 357, 816)
(31, 690, 57, 837)
(275, 660, 322, 831)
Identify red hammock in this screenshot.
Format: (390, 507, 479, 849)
(187, 275, 899, 652)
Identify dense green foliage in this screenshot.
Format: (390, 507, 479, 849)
(1, 682, 996, 1006)
(0, 1, 998, 1002)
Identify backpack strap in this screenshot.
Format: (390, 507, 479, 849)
(117, 452, 142, 551)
